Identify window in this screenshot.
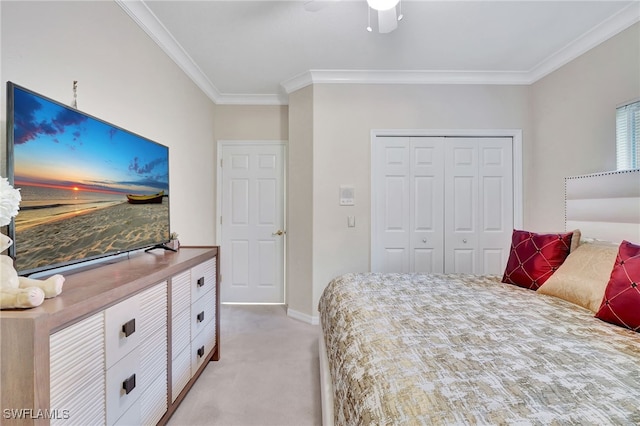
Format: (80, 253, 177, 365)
(616, 100, 640, 170)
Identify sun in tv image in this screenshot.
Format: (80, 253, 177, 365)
(10, 85, 170, 274)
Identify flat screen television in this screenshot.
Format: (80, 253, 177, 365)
(6, 81, 170, 276)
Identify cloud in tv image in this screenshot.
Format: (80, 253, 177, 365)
(11, 86, 170, 273)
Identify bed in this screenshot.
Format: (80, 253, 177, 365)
(318, 169, 640, 425)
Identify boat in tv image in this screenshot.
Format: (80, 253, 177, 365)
(7, 82, 170, 275)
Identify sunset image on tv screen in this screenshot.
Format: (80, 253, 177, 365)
(10, 85, 170, 274)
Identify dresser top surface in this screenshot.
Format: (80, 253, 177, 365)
(1, 247, 218, 331)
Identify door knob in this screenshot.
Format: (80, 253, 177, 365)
(422, 238, 427, 243)
(272, 230, 285, 236)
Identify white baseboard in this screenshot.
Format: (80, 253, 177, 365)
(287, 308, 319, 325)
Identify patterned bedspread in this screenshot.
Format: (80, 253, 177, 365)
(318, 273, 640, 425)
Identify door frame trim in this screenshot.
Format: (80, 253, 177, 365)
(370, 129, 523, 271)
(216, 140, 288, 303)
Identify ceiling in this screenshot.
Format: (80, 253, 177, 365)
(117, 0, 640, 105)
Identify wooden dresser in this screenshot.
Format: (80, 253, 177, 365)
(0, 247, 220, 425)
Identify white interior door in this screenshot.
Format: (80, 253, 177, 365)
(372, 135, 514, 275)
(372, 137, 445, 273)
(444, 138, 513, 274)
(220, 143, 285, 303)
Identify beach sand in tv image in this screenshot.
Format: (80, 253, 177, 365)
(14, 193, 169, 272)
(11, 86, 169, 273)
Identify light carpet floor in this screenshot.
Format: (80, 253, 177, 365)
(167, 304, 322, 426)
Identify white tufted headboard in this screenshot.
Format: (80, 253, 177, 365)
(565, 169, 640, 243)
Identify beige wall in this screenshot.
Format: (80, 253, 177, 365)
(1, 1, 217, 246)
(3, 1, 636, 321)
(308, 84, 531, 313)
(529, 22, 640, 231)
(213, 105, 288, 141)
(286, 86, 314, 316)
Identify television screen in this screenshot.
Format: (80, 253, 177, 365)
(6, 82, 170, 275)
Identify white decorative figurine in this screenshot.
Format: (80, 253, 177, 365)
(0, 177, 64, 309)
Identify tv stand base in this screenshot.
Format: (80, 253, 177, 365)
(146, 243, 177, 253)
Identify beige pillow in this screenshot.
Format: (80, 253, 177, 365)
(569, 229, 581, 253)
(537, 240, 618, 312)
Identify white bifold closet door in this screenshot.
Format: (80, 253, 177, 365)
(372, 136, 513, 274)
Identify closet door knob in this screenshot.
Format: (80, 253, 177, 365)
(422, 238, 427, 243)
(463, 239, 468, 243)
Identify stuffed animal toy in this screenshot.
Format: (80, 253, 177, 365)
(0, 176, 64, 309)
(0, 234, 65, 309)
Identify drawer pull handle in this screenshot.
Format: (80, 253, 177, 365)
(197, 311, 205, 323)
(197, 277, 205, 287)
(122, 319, 136, 337)
(197, 346, 205, 358)
(122, 374, 136, 395)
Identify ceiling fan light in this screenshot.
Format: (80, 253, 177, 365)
(367, 0, 399, 12)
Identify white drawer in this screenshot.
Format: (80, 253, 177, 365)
(106, 347, 141, 426)
(171, 346, 191, 403)
(191, 289, 215, 338)
(190, 258, 216, 304)
(172, 269, 191, 316)
(113, 398, 140, 426)
(105, 295, 141, 369)
(190, 323, 216, 376)
(172, 308, 190, 358)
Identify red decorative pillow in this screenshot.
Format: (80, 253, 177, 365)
(595, 240, 640, 332)
(502, 230, 573, 290)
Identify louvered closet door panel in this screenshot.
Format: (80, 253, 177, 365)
(50, 312, 105, 426)
(373, 137, 411, 272)
(410, 137, 445, 273)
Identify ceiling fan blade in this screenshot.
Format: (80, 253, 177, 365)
(377, 8, 398, 33)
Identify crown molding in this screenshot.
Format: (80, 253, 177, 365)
(280, 69, 532, 94)
(115, 0, 222, 104)
(119, 0, 639, 105)
(215, 93, 289, 106)
(528, 2, 640, 83)
(281, 3, 640, 95)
